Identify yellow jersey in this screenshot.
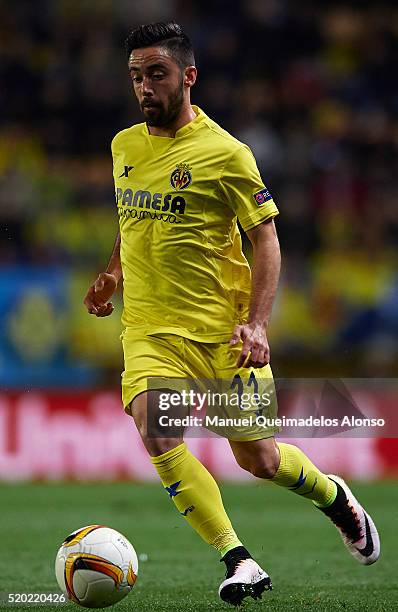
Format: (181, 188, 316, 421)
(112, 105, 279, 342)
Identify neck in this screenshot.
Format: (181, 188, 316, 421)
(148, 103, 196, 138)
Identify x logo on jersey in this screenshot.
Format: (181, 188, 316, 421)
(165, 481, 182, 498)
(119, 165, 134, 178)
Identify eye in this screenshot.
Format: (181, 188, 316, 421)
(152, 73, 165, 80)
(131, 76, 142, 83)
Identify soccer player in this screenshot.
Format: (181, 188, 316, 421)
(84, 22, 380, 606)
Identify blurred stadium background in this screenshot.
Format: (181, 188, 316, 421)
(1, 2, 398, 486)
(1, 2, 398, 610)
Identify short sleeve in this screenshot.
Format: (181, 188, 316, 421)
(219, 144, 279, 232)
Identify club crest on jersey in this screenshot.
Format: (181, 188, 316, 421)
(253, 187, 272, 206)
(170, 162, 192, 191)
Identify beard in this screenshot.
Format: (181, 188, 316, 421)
(141, 80, 184, 128)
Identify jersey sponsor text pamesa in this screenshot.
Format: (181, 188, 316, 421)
(116, 188, 186, 214)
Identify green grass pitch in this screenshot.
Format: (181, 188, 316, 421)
(0, 480, 397, 611)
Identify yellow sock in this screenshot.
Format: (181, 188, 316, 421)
(272, 443, 337, 507)
(151, 443, 242, 555)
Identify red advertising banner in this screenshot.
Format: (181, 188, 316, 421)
(0, 391, 396, 480)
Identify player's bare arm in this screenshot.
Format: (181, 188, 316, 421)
(230, 219, 281, 368)
(83, 231, 122, 317)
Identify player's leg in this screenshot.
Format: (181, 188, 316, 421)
(230, 437, 380, 564)
(128, 389, 243, 557)
(122, 332, 271, 605)
(185, 341, 273, 605)
(230, 437, 336, 504)
(122, 330, 244, 562)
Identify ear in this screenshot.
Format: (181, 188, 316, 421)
(184, 66, 197, 88)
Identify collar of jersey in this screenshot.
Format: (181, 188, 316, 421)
(144, 105, 205, 139)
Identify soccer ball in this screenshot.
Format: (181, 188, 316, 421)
(55, 525, 138, 608)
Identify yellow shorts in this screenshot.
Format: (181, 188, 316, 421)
(121, 327, 279, 441)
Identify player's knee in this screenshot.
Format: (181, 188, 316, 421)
(144, 437, 179, 457)
(238, 450, 280, 479)
(251, 459, 279, 479)
(129, 409, 178, 456)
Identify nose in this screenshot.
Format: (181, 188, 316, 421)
(142, 75, 154, 96)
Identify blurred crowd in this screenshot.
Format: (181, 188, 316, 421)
(1, 0, 397, 384)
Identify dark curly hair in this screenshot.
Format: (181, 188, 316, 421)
(125, 22, 195, 69)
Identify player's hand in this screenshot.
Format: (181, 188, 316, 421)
(230, 322, 270, 368)
(83, 272, 117, 317)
